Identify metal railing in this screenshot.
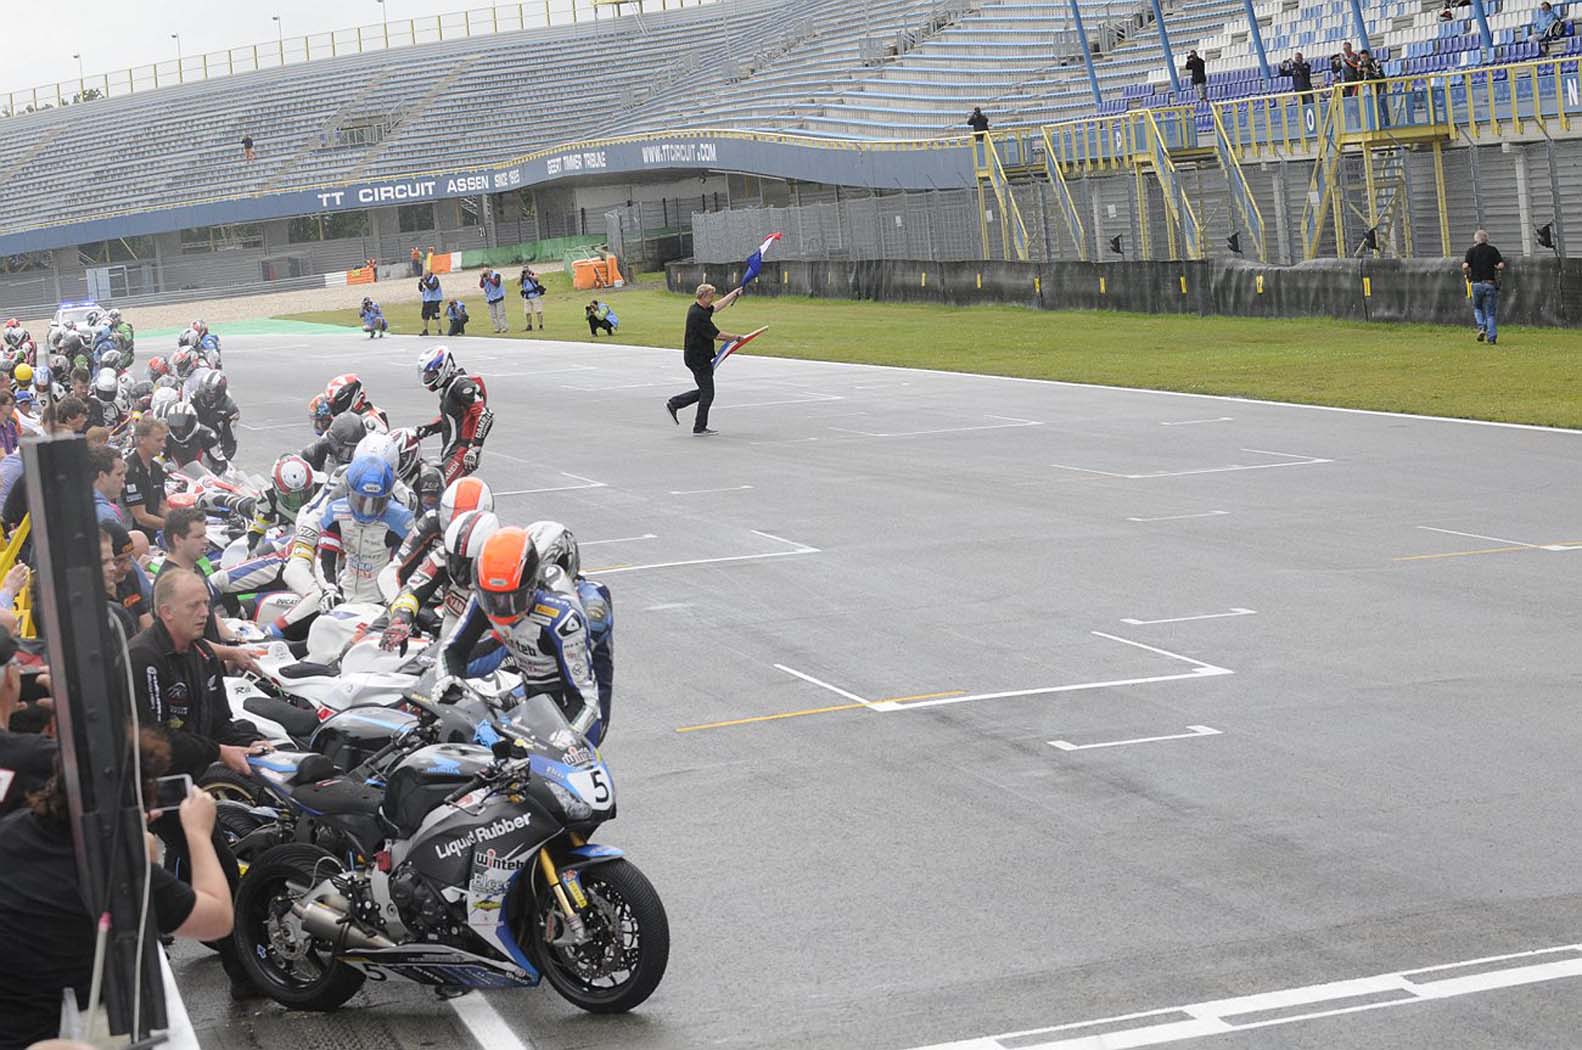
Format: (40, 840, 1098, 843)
(2, 0, 719, 117)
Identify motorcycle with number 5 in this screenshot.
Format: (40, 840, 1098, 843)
(231, 688, 667, 1013)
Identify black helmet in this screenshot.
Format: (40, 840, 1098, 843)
(195, 369, 228, 408)
(165, 401, 198, 442)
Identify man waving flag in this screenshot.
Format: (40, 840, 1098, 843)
(741, 232, 782, 289)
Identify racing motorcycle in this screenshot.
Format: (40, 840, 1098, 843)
(230, 689, 668, 1014)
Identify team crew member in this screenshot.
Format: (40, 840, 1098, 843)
(1462, 228, 1506, 345)
(665, 283, 743, 435)
(123, 416, 169, 539)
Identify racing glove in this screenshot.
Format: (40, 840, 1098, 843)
(461, 447, 480, 474)
(380, 619, 413, 652)
(318, 586, 343, 613)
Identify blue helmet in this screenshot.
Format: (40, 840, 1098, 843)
(344, 455, 394, 523)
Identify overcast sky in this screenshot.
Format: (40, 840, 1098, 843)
(6, 1, 503, 96)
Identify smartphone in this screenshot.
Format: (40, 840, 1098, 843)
(153, 774, 193, 810)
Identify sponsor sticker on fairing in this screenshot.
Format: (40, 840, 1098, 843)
(433, 812, 532, 862)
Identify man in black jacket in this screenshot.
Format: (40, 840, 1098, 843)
(1280, 51, 1314, 100)
(1185, 49, 1208, 99)
(665, 283, 743, 435)
(129, 568, 267, 779)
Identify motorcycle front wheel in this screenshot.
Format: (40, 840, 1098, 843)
(232, 843, 366, 1011)
(526, 858, 669, 1014)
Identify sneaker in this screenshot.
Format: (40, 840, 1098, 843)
(1487, 337, 1497, 345)
(1476, 329, 1485, 342)
(693, 427, 718, 435)
(666, 403, 679, 425)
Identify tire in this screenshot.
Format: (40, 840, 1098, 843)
(526, 858, 669, 1014)
(232, 843, 366, 1011)
(198, 764, 260, 804)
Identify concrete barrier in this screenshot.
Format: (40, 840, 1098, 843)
(668, 257, 1581, 328)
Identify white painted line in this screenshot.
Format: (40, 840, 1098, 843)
(493, 472, 607, 496)
(901, 943, 1582, 1050)
(587, 529, 819, 575)
(774, 663, 874, 709)
(450, 991, 537, 1050)
(1126, 511, 1229, 523)
(1051, 725, 1222, 751)
(728, 393, 845, 408)
(1541, 543, 1582, 551)
(236, 421, 308, 432)
(1052, 448, 1332, 480)
(875, 633, 1232, 713)
(1119, 608, 1256, 625)
(669, 484, 755, 495)
(579, 533, 658, 546)
(827, 414, 1043, 439)
(748, 436, 822, 445)
(488, 365, 600, 378)
(1160, 416, 1234, 426)
(1088, 630, 1233, 672)
(562, 380, 677, 391)
(644, 602, 694, 611)
(1417, 525, 1538, 548)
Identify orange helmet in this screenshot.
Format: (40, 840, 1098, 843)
(439, 476, 494, 531)
(474, 527, 542, 625)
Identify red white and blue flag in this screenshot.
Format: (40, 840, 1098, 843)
(712, 326, 769, 371)
(741, 232, 782, 288)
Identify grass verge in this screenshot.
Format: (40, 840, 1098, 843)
(279, 270, 1582, 428)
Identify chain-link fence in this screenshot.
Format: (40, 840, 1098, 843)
(691, 189, 988, 265)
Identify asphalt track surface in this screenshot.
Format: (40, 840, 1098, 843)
(182, 330, 1582, 1050)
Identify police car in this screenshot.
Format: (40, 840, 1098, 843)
(47, 300, 103, 346)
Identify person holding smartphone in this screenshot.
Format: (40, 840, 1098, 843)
(0, 731, 232, 1049)
(0, 625, 53, 817)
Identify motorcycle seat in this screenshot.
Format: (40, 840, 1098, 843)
(290, 752, 337, 785)
(290, 775, 383, 816)
(243, 696, 321, 740)
(278, 660, 339, 680)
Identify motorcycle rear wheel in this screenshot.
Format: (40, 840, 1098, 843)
(233, 843, 366, 1011)
(527, 858, 669, 1014)
(199, 765, 261, 805)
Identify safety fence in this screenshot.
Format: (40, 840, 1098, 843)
(2, 0, 720, 117)
(691, 190, 989, 265)
(667, 255, 1582, 328)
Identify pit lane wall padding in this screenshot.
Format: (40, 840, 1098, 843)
(667, 257, 1582, 328)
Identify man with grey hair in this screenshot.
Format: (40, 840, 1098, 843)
(665, 282, 743, 435)
(1461, 229, 1505, 344)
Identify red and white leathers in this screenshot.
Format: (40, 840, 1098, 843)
(417, 372, 493, 485)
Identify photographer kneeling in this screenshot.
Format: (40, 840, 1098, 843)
(0, 731, 232, 1050)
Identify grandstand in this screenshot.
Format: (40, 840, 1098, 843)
(1, 0, 1579, 316)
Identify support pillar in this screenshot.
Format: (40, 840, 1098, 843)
(1069, 0, 1104, 107)
(1150, 0, 1181, 92)
(1242, 0, 1272, 80)
(1513, 144, 1534, 256)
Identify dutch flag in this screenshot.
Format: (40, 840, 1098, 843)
(741, 232, 783, 289)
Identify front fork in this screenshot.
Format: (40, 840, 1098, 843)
(538, 841, 589, 945)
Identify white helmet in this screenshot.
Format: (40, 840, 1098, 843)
(438, 476, 494, 531)
(352, 432, 399, 474)
(150, 386, 181, 415)
(527, 520, 580, 582)
(93, 368, 119, 401)
(387, 427, 423, 483)
(443, 510, 502, 584)
(418, 345, 459, 391)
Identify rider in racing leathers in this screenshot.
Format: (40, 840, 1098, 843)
(380, 509, 501, 651)
(300, 411, 369, 472)
(413, 346, 493, 485)
(529, 520, 615, 731)
(315, 456, 412, 607)
(190, 369, 240, 465)
(161, 402, 223, 469)
(395, 475, 495, 586)
(325, 373, 389, 432)
(202, 453, 322, 558)
(435, 527, 604, 745)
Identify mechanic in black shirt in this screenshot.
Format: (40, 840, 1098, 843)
(1461, 228, 1506, 345)
(0, 625, 53, 816)
(0, 732, 232, 1049)
(665, 283, 743, 435)
(122, 416, 168, 540)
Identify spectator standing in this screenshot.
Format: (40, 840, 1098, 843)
(241, 134, 255, 161)
(480, 268, 508, 333)
(0, 389, 19, 455)
(664, 283, 743, 436)
(446, 298, 470, 336)
(410, 245, 424, 277)
(52, 396, 87, 434)
(1462, 229, 1506, 344)
(587, 299, 616, 337)
(967, 106, 990, 137)
(1340, 41, 1362, 94)
(418, 270, 444, 336)
(123, 417, 168, 540)
(1279, 51, 1314, 100)
(1185, 49, 1208, 99)
(89, 445, 128, 526)
(519, 266, 546, 331)
(0, 730, 233, 1048)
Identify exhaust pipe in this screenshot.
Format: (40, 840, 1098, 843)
(291, 897, 397, 950)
